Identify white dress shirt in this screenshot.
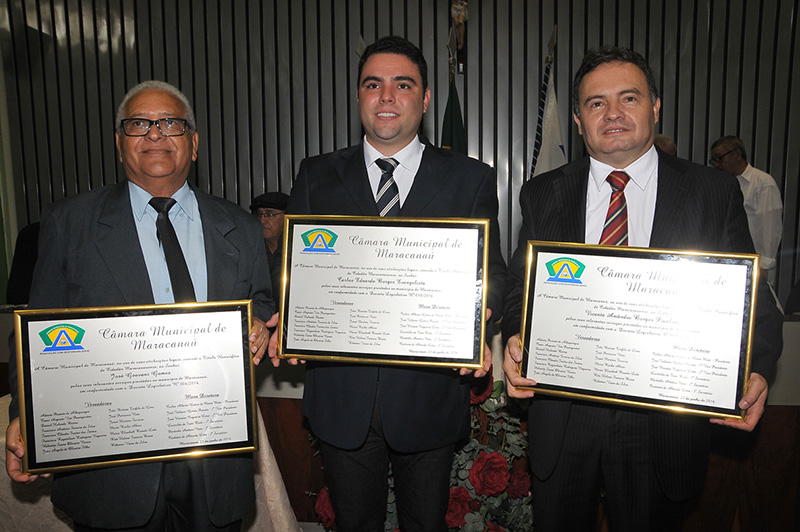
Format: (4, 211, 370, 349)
(585, 145, 659, 247)
(736, 164, 783, 271)
(363, 135, 426, 206)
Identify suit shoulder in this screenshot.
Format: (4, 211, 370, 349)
(300, 145, 360, 171)
(520, 158, 589, 196)
(660, 154, 740, 191)
(195, 188, 259, 225)
(424, 144, 493, 172)
(43, 184, 120, 219)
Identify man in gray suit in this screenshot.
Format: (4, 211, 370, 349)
(502, 47, 782, 531)
(5, 81, 276, 531)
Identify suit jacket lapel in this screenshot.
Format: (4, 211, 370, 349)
(195, 188, 241, 301)
(554, 163, 589, 243)
(96, 182, 155, 305)
(650, 157, 694, 248)
(400, 144, 451, 216)
(340, 145, 380, 216)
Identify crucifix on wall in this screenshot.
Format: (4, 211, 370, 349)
(450, 0, 468, 72)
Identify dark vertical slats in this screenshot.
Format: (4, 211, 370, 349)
(232, 1, 250, 207)
(1, 0, 799, 302)
(781, 0, 800, 292)
(218, 1, 235, 200)
(188, 0, 207, 190)
(329, 0, 347, 156)
(303, 0, 319, 161)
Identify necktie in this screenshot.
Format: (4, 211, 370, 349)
(599, 171, 631, 246)
(375, 158, 401, 217)
(148, 197, 197, 302)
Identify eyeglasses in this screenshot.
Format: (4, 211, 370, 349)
(255, 210, 283, 219)
(708, 148, 737, 165)
(120, 118, 189, 137)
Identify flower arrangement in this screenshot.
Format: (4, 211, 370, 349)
(442, 376, 533, 532)
(313, 375, 532, 532)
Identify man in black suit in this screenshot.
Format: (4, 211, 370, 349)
(5, 81, 277, 531)
(280, 36, 506, 531)
(502, 47, 782, 531)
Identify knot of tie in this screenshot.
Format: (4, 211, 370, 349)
(375, 157, 399, 175)
(149, 196, 176, 215)
(607, 170, 630, 192)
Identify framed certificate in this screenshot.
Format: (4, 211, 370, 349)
(278, 215, 489, 369)
(516, 241, 759, 420)
(15, 301, 257, 474)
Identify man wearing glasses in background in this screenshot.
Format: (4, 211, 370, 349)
(710, 136, 783, 287)
(250, 192, 290, 304)
(5, 80, 277, 531)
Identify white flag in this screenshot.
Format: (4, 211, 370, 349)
(532, 73, 566, 177)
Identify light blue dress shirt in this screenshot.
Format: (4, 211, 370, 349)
(129, 181, 208, 303)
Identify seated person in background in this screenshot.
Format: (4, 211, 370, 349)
(250, 192, 290, 303)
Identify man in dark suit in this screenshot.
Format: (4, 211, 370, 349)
(280, 36, 506, 531)
(5, 81, 277, 531)
(502, 47, 782, 531)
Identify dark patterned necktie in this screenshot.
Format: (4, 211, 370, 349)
(375, 158, 401, 217)
(148, 197, 197, 302)
(599, 171, 631, 246)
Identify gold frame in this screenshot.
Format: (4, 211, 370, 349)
(278, 215, 489, 369)
(517, 241, 759, 420)
(15, 300, 257, 474)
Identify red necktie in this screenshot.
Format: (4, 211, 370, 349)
(599, 171, 630, 246)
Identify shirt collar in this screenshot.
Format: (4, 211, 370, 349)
(739, 163, 755, 181)
(588, 145, 658, 192)
(363, 135, 426, 173)
(128, 180, 196, 221)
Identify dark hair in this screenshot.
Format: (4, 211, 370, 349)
(357, 36, 428, 91)
(711, 135, 747, 161)
(572, 46, 659, 116)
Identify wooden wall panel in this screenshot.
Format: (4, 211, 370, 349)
(1, 0, 799, 304)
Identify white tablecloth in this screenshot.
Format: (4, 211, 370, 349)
(0, 394, 301, 532)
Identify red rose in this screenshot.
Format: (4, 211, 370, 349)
(446, 486, 473, 528)
(485, 521, 506, 532)
(470, 371, 494, 404)
(506, 469, 531, 499)
(315, 487, 337, 530)
(468, 451, 510, 496)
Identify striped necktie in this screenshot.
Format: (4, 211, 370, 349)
(375, 158, 401, 217)
(599, 171, 631, 246)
